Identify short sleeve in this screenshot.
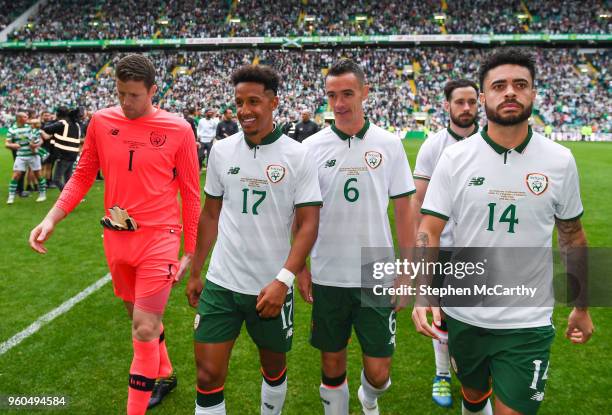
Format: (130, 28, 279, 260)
(294, 150, 323, 208)
(554, 154, 584, 221)
(421, 150, 453, 221)
(389, 139, 416, 199)
(413, 137, 435, 180)
(203, 145, 224, 199)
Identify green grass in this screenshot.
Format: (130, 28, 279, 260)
(0, 139, 610, 414)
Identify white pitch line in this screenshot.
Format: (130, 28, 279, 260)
(0, 273, 111, 356)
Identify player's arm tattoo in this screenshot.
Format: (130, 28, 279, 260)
(416, 231, 429, 248)
(413, 231, 435, 306)
(556, 218, 587, 249)
(555, 218, 588, 308)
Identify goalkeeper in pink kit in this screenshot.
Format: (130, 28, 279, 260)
(29, 55, 201, 414)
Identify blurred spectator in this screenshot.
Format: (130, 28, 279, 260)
(0, 48, 609, 135)
(215, 108, 239, 140)
(0, 0, 34, 32)
(196, 108, 218, 169)
(41, 106, 83, 190)
(6, 0, 610, 40)
(182, 107, 198, 140)
(293, 110, 320, 142)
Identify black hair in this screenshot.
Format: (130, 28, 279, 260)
(326, 58, 366, 85)
(479, 48, 536, 91)
(230, 65, 280, 95)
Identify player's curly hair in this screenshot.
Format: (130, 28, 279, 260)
(115, 54, 156, 89)
(479, 48, 536, 91)
(231, 65, 280, 96)
(326, 58, 366, 85)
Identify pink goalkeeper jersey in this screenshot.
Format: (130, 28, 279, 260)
(56, 106, 201, 253)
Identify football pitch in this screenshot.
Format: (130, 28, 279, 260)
(0, 139, 610, 414)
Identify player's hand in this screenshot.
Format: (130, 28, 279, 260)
(256, 279, 288, 318)
(566, 308, 594, 344)
(29, 219, 55, 254)
(411, 305, 441, 339)
(391, 273, 411, 312)
(297, 266, 313, 304)
(185, 276, 203, 308)
(196, 142, 201, 149)
(173, 253, 193, 286)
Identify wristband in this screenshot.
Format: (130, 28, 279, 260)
(275, 268, 295, 287)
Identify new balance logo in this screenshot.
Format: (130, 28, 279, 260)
(468, 177, 485, 186)
(227, 167, 240, 175)
(286, 327, 293, 339)
(264, 403, 275, 410)
(324, 159, 336, 168)
(530, 392, 544, 401)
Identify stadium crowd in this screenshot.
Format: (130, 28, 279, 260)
(1, 47, 608, 134)
(0, 0, 33, 32)
(5, 0, 610, 40)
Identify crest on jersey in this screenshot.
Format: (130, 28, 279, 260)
(150, 131, 167, 147)
(266, 164, 286, 183)
(364, 151, 383, 169)
(526, 173, 549, 195)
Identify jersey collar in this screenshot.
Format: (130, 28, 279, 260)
(331, 118, 370, 141)
(447, 122, 478, 141)
(481, 124, 532, 154)
(244, 124, 283, 148)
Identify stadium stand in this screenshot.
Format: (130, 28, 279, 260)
(0, 0, 34, 32)
(0, 48, 609, 135)
(6, 0, 611, 40)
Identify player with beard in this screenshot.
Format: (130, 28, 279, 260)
(413, 79, 479, 408)
(413, 48, 593, 415)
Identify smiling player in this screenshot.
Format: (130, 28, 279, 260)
(301, 58, 416, 415)
(186, 65, 322, 415)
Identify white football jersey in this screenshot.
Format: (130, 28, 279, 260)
(422, 126, 583, 328)
(414, 124, 479, 247)
(304, 120, 416, 287)
(204, 127, 322, 295)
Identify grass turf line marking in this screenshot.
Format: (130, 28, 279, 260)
(0, 273, 111, 356)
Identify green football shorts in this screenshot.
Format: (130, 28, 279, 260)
(310, 283, 396, 358)
(446, 315, 555, 415)
(194, 280, 294, 353)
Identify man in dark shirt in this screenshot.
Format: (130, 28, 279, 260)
(282, 112, 299, 139)
(183, 107, 198, 140)
(42, 107, 82, 190)
(215, 108, 239, 140)
(293, 110, 320, 143)
(40, 110, 57, 187)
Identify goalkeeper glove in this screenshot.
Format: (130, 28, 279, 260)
(100, 206, 138, 231)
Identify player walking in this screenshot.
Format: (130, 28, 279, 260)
(29, 54, 201, 415)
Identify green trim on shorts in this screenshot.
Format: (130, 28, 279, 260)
(194, 279, 294, 353)
(446, 315, 555, 415)
(310, 284, 396, 358)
